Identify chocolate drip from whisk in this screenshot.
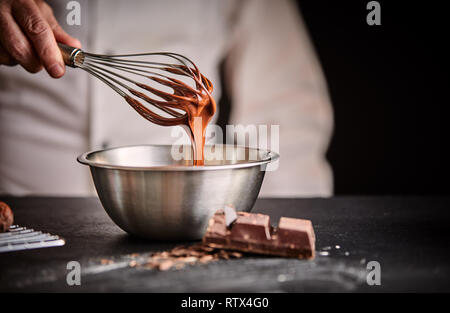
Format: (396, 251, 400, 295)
(71, 48, 216, 165)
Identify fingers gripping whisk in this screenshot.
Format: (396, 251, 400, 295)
(58, 43, 215, 127)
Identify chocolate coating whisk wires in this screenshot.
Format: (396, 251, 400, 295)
(58, 43, 216, 165)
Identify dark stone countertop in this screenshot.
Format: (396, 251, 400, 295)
(1, 196, 449, 292)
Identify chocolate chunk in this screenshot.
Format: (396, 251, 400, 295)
(203, 210, 315, 259)
(158, 260, 174, 271)
(0, 201, 14, 232)
(229, 251, 243, 258)
(276, 217, 315, 259)
(199, 255, 214, 263)
(134, 242, 243, 271)
(204, 211, 228, 245)
(230, 212, 272, 242)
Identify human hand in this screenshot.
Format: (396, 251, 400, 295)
(0, 0, 81, 78)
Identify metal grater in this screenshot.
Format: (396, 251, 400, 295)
(0, 225, 65, 253)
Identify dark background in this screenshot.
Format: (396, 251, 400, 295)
(296, 0, 449, 195)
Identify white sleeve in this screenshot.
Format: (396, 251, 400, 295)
(225, 0, 334, 197)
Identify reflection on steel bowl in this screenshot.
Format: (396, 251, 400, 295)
(77, 144, 279, 240)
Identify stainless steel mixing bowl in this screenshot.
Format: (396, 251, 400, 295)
(77, 144, 279, 240)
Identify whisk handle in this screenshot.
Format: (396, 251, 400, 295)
(58, 43, 83, 68)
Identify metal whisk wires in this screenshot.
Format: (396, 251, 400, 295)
(58, 43, 214, 126)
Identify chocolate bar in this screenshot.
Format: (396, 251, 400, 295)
(203, 209, 315, 259)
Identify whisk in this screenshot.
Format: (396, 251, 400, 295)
(58, 43, 215, 127)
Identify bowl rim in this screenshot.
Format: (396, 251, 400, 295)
(77, 144, 280, 171)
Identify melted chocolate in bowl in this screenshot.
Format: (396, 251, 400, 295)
(123, 64, 216, 166)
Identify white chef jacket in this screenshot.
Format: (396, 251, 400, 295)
(0, 0, 333, 197)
